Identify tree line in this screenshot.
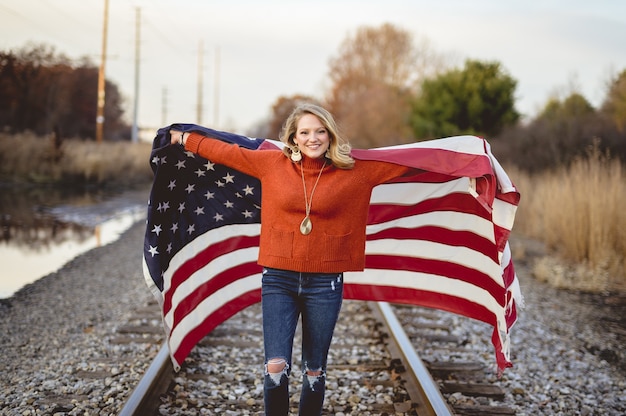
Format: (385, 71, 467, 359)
(259, 23, 626, 172)
(0, 43, 128, 141)
(2, 25, 626, 173)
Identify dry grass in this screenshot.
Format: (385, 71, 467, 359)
(511, 147, 626, 292)
(0, 132, 153, 186)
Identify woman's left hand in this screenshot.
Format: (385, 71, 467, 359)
(170, 130, 185, 145)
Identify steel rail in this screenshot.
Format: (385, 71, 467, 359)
(119, 342, 173, 416)
(371, 302, 453, 416)
(120, 303, 453, 415)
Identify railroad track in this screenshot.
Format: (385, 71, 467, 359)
(116, 300, 517, 415)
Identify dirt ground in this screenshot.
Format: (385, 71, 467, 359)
(510, 233, 626, 373)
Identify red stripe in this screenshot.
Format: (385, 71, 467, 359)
(367, 193, 491, 225)
(163, 235, 259, 315)
(493, 224, 512, 253)
(351, 147, 493, 177)
(364, 255, 505, 307)
(367, 225, 499, 263)
(491, 330, 513, 371)
(503, 260, 518, 300)
(496, 190, 520, 206)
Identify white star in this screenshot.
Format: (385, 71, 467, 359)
(195, 168, 206, 177)
(224, 200, 234, 208)
(171, 223, 179, 232)
(205, 161, 216, 171)
(178, 202, 185, 212)
(242, 210, 253, 218)
(160, 156, 167, 165)
(243, 185, 254, 195)
(195, 206, 205, 215)
(176, 160, 186, 169)
(205, 190, 215, 200)
(223, 172, 235, 183)
(185, 183, 196, 193)
(151, 155, 160, 165)
(152, 224, 162, 236)
(148, 245, 159, 257)
(161, 201, 170, 212)
(166, 243, 173, 253)
(215, 180, 225, 187)
(168, 180, 176, 190)
(184, 150, 195, 158)
(213, 212, 224, 221)
(187, 224, 195, 234)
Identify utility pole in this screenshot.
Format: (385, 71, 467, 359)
(161, 86, 168, 126)
(214, 46, 220, 129)
(96, 0, 109, 143)
(196, 40, 204, 124)
(131, 7, 141, 143)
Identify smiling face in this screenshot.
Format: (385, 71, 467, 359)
(293, 113, 330, 160)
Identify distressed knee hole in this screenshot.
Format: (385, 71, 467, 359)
(265, 358, 289, 386)
(267, 358, 287, 373)
(304, 367, 325, 391)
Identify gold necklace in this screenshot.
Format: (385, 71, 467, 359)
(299, 160, 326, 235)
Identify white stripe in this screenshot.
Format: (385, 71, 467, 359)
(484, 140, 517, 194)
(142, 256, 164, 307)
(493, 197, 517, 232)
(370, 135, 486, 155)
(364, 238, 504, 288)
(168, 273, 261, 356)
(370, 178, 472, 206)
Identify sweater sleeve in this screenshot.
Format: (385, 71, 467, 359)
(359, 159, 417, 186)
(184, 132, 280, 178)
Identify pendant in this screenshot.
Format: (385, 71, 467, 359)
(299, 216, 312, 235)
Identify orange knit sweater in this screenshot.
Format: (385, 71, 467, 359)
(185, 132, 411, 273)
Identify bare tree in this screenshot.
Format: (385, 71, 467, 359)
(267, 94, 321, 139)
(325, 23, 446, 148)
(0, 43, 128, 140)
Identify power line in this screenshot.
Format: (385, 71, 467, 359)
(37, 0, 94, 31)
(0, 4, 27, 19)
(143, 19, 182, 52)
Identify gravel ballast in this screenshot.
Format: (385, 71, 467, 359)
(0, 222, 624, 415)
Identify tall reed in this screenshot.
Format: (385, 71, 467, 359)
(1, 132, 153, 186)
(511, 146, 626, 292)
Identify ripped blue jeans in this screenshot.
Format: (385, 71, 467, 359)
(261, 267, 344, 416)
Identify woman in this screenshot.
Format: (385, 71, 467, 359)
(170, 104, 412, 415)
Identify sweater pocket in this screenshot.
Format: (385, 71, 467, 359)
(268, 227, 294, 258)
(321, 232, 352, 262)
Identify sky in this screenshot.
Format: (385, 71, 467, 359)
(2, 0, 626, 136)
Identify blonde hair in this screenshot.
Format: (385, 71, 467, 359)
(280, 103, 354, 169)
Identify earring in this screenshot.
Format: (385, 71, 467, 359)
(290, 146, 302, 162)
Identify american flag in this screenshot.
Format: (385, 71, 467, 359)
(143, 124, 522, 373)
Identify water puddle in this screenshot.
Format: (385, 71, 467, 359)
(0, 185, 149, 298)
